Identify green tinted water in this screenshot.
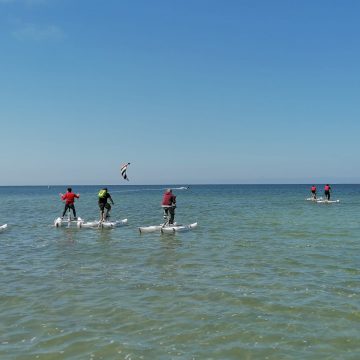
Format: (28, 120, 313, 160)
(0, 185, 359, 359)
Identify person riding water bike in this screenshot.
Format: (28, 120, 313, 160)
(324, 184, 331, 200)
(310, 185, 317, 199)
(161, 188, 176, 225)
(60, 187, 80, 219)
(98, 188, 114, 222)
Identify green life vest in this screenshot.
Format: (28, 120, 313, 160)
(98, 189, 107, 199)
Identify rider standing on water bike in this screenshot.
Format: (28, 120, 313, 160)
(98, 188, 114, 221)
(311, 185, 317, 199)
(60, 187, 80, 219)
(161, 188, 176, 225)
(324, 184, 331, 200)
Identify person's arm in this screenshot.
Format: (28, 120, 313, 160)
(109, 194, 114, 204)
(75, 193, 80, 199)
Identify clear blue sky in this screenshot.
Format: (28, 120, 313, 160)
(1, 0, 359, 185)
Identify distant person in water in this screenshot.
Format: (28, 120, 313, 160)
(311, 185, 317, 199)
(324, 184, 331, 200)
(98, 188, 114, 221)
(60, 187, 80, 219)
(162, 188, 176, 225)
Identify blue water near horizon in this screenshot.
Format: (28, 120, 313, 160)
(0, 184, 359, 359)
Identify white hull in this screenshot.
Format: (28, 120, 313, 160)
(161, 222, 198, 233)
(54, 217, 84, 227)
(139, 222, 178, 233)
(138, 225, 163, 233)
(306, 197, 322, 201)
(77, 219, 128, 228)
(316, 199, 340, 204)
(139, 222, 197, 234)
(54, 217, 128, 228)
(0, 224, 8, 232)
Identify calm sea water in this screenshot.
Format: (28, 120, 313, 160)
(0, 185, 359, 360)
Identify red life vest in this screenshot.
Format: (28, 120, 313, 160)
(62, 192, 79, 205)
(324, 185, 330, 191)
(311, 186, 316, 192)
(162, 192, 176, 206)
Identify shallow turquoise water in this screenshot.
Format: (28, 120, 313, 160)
(0, 185, 359, 359)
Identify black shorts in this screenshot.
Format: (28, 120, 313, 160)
(99, 202, 111, 211)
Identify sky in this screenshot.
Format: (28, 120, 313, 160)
(1, 0, 359, 185)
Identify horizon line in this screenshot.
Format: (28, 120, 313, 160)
(0, 183, 359, 187)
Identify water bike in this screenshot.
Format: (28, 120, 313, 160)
(316, 199, 340, 204)
(139, 222, 198, 234)
(54, 216, 84, 227)
(139, 206, 197, 233)
(54, 207, 127, 228)
(77, 218, 128, 228)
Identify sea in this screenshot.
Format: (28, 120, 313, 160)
(0, 184, 359, 360)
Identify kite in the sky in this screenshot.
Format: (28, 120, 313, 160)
(121, 162, 131, 181)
